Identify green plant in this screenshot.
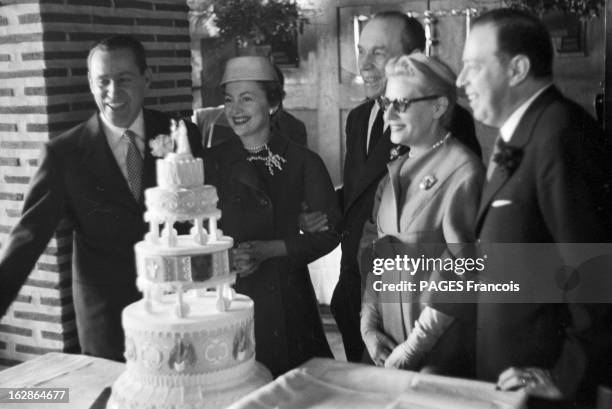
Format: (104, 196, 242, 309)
(213, 0, 307, 47)
(505, 0, 605, 18)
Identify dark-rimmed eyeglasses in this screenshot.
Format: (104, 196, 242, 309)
(379, 95, 441, 113)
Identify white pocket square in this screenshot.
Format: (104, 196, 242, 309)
(491, 199, 513, 208)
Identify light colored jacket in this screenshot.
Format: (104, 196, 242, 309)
(360, 136, 484, 374)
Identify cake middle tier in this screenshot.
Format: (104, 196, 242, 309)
(144, 185, 219, 222)
(122, 293, 255, 383)
(135, 236, 233, 284)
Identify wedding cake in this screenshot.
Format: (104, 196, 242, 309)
(107, 120, 271, 409)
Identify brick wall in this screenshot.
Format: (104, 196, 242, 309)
(0, 0, 192, 366)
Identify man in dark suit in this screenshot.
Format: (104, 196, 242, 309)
(0, 35, 203, 361)
(314, 11, 481, 363)
(457, 9, 610, 405)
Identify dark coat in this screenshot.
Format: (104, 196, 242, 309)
(475, 87, 609, 400)
(0, 110, 204, 360)
(203, 131, 340, 377)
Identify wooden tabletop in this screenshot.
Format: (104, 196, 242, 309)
(0, 352, 123, 409)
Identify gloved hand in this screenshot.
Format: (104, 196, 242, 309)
(362, 329, 397, 367)
(384, 340, 420, 370)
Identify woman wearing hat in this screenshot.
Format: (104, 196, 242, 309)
(203, 56, 339, 376)
(360, 53, 484, 375)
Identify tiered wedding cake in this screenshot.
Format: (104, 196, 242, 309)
(107, 120, 271, 409)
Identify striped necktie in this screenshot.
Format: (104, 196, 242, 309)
(124, 130, 143, 200)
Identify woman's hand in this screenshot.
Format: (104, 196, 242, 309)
(232, 240, 287, 277)
(298, 202, 329, 233)
(496, 367, 563, 400)
(362, 330, 397, 367)
(384, 342, 419, 371)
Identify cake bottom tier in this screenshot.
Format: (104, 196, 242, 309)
(106, 361, 271, 409)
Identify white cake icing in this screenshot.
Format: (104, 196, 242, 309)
(107, 294, 269, 409)
(123, 293, 254, 375)
(156, 152, 204, 188)
(145, 185, 220, 224)
(135, 235, 234, 293)
(107, 120, 271, 409)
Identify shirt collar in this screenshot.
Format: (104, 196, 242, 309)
(100, 110, 145, 148)
(500, 84, 552, 142)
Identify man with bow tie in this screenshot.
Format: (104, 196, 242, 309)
(457, 8, 611, 406)
(0, 35, 203, 361)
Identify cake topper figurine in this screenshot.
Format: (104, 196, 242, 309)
(172, 119, 192, 156)
(150, 119, 192, 158)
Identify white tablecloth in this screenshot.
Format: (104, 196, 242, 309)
(0, 354, 527, 409)
(228, 358, 527, 409)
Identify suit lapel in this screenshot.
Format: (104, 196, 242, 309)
(80, 114, 139, 211)
(356, 101, 372, 164)
(476, 165, 511, 227)
(345, 101, 393, 212)
(386, 154, 405, 232)
(476, 86, 559, 231)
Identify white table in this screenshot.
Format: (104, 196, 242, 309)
(228, 358, 527, 409)
(0, 353, 123, 408)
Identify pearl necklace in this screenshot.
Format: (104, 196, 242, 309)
(244, 143, 268, 154)
(408, 133, 450, 158)
(431, 133, 450, 150)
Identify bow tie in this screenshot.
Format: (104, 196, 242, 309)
(491, 137, 523, 174)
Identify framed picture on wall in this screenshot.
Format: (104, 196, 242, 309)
(542, 11, 587, 56)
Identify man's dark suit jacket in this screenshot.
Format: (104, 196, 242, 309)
(331, 99, 480, 362)
(0, 109, 204, 361)
(475, 86, 610, 403)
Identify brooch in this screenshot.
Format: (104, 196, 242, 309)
(493, 139, 523, 175)
(419, 175, 437, 190)
(246, 144, 286, 175)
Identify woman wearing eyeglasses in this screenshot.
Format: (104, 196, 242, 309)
(359, 53, 484, 376)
